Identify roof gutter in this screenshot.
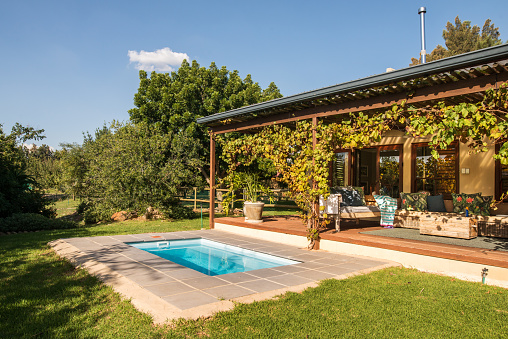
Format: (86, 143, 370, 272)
(197, 44, 508, 125)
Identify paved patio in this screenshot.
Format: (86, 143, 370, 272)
(49, 229, 396, 323)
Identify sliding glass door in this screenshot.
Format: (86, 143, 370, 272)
(379, 148, 402, 198)
(354, 145, 402, 198)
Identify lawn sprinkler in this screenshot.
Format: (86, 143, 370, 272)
(481, 267, 488, 284)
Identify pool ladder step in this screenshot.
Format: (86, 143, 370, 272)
(157, 241, 169, 248)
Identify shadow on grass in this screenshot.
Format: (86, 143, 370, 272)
(0, 223, 202, 338)
(0, 248, 116, 337)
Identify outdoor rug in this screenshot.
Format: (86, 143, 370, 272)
(361, 228, 508, 252)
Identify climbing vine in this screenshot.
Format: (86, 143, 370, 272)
(221, 82, 508, 249)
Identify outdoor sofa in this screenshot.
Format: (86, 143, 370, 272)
(319, 186, 381, 233)
(320, 187, 508, 239)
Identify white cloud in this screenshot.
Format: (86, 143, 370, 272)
(23, 143, 36, 150)
(128, 47, 190, 72)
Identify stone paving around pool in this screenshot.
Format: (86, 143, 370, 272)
(49, 229, 398, 323)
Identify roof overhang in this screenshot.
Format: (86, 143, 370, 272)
(197, 44, 508, 134)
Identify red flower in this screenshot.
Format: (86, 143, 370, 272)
(466, 197, 473, 203)
(456, 197, 462, 202)
(403, 199, 406, 204)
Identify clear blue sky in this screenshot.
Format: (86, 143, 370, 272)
(1, 0, 507, 149)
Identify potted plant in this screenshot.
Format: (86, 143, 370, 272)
(220, 172, 272, 222)
(241, 173, 267, 223)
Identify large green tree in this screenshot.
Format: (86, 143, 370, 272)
(0, 124, 53, 218)
(411, 17, 504, 65)
(73, 121, 203, 223)
(24, 144, 63, 191)
(128, 59, 282, 183)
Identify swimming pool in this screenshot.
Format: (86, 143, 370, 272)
(128, 238, 300, 276)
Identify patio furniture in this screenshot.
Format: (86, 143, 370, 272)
(418, 212, 478, 239)
(476, 215, 508, 238)
(319, 194, 381, 232)
(394, 210, 479, 239)
(373, 195, 398, 228)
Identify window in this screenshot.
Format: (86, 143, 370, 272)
(331, 145, 402, 198)
(331, 151, 350, 187)
(412, 142, 458, 197)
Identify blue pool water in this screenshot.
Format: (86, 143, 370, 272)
(128, 238, 299, 276)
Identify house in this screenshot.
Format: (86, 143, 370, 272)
(197, 44, 508, 229)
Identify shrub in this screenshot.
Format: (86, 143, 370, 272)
(0, 213, 78, 232)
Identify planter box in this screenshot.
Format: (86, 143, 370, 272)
(477, 216, 508, 238)
(418, 213, 477, 239)
(394, 210, 422, 229)
(394, 210, 477, 239)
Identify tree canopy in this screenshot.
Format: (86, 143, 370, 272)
(128, 59, 282, 183)
(61, 122, 202, 223)
(411, 16, 504, 66)
(0, 124, 53, 218)
(24, 144, 63, 191)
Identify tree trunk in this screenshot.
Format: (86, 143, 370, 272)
(198, 166, 210, 184)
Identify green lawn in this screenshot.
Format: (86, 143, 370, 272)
(52, 197, 81, 218)
(1, 210, 507, 338)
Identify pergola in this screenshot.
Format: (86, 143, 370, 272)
(197, 44, 508, 228)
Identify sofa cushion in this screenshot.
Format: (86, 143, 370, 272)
(330, 186, 365, 206)
(427, 195, 447, 212)
(452, 192, 481, 214)
(351, 186, 366, 206)
(400, 192, 429, 211)
(444, 200, 454, 213)
(475, 195, 493, 216)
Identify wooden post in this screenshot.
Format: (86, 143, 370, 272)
(193, 187, 197, 210)
(209, 132, 216, 229)
(312, 117, 319, 234)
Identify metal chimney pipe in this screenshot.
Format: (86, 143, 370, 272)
(418, 7, 427, 63)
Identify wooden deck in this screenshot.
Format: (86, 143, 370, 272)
(215, 216, 508, 269)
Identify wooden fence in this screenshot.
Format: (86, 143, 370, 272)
(178, 187, 300, 211)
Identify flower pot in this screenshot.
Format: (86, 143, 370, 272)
(244, 201, 264, 223)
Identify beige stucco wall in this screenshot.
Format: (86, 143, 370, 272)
(370, 134, 496, 197)
(459, 143, 495, 196)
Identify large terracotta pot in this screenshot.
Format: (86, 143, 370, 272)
(244, 201, 264, 223)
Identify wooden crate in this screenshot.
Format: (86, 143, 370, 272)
(476, 216, 508, 238)
(394, 210, 422, 229)
(419, 213, 477, 239)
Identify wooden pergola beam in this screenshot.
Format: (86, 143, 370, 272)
(209, 132, 215, 229)
(211, 72, 508, 135)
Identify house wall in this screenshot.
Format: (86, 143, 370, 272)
(459, 143, 495, 196)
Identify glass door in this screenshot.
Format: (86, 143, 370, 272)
(353, 145, 402, 198)
(355, 148, 377, 195)
(379, 148, 401, 198)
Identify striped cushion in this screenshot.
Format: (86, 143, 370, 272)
(373, 195, 398, 227)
